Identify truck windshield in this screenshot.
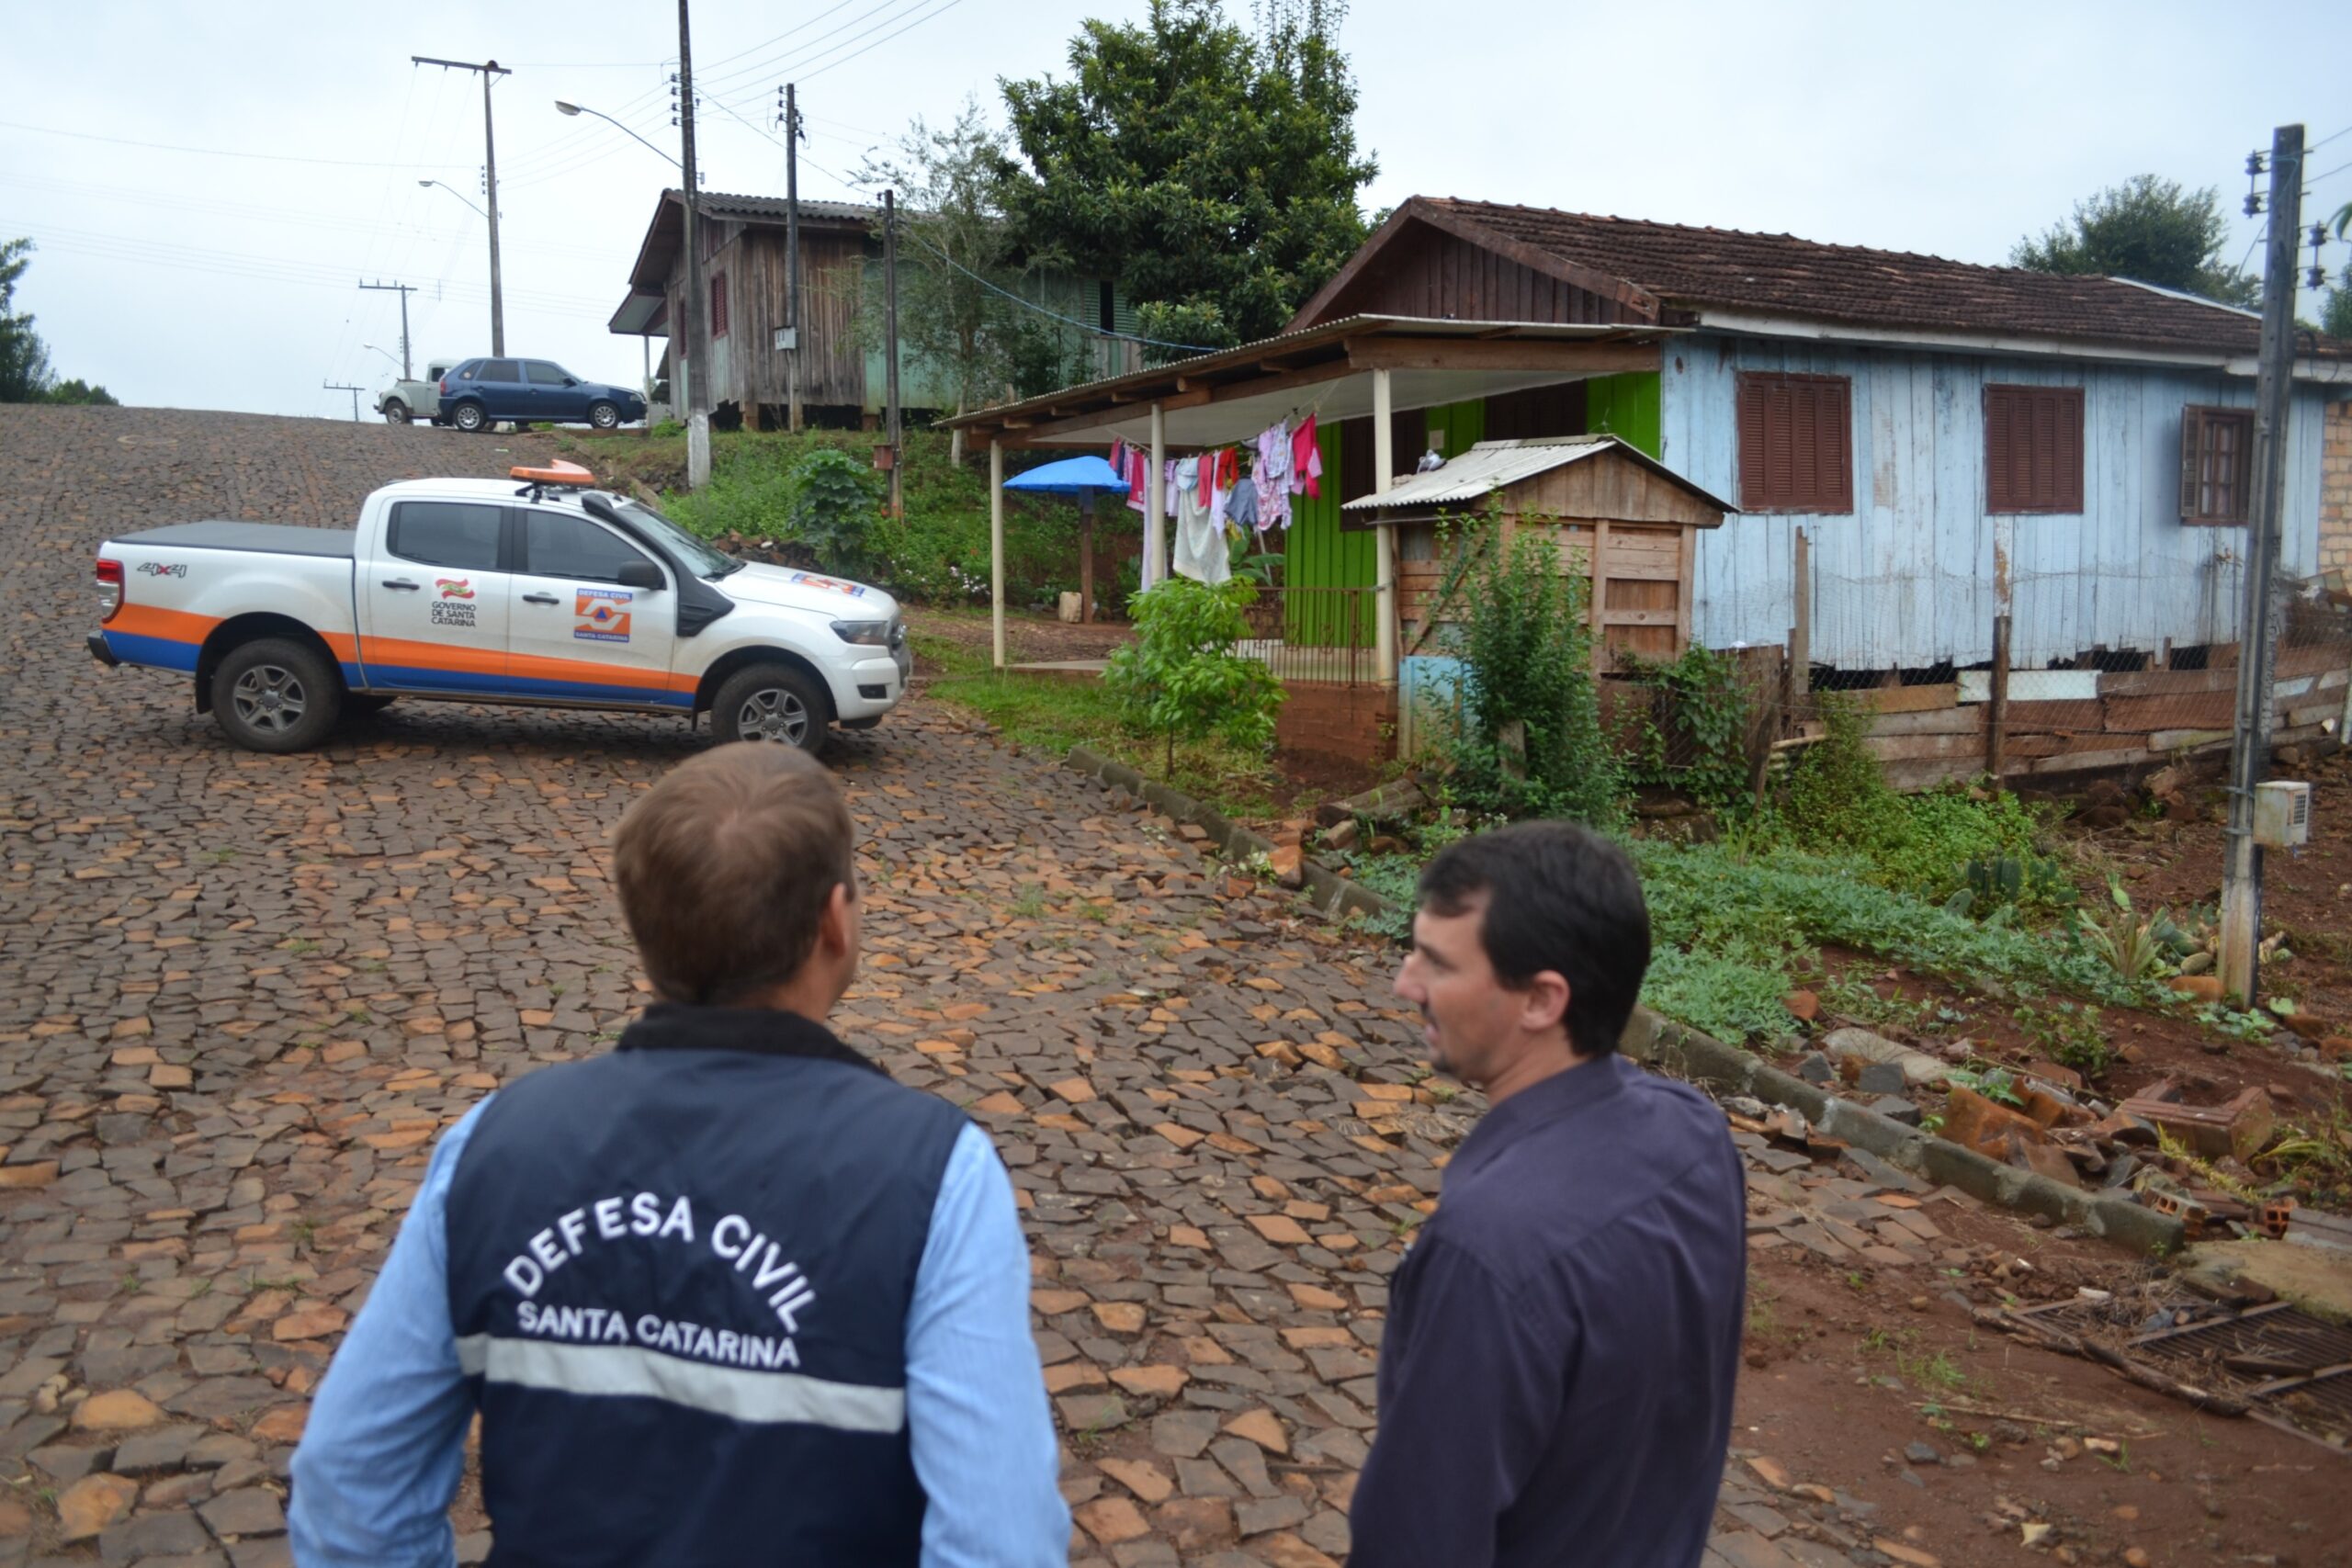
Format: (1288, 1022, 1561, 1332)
(612, 498, 738, 578)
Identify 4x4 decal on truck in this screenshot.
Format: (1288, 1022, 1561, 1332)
(431, 578, 478, 628)
(137, 562, 188, 578)
(574, 589, 632, 643)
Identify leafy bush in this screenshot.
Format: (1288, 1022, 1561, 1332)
(1644, 944, 1806, 1048)
(783, 449, 884, 576)
(1781, 690, 2053, 904)
(1621, 645, 1751, 816)
(1432, 520, 1624, 826)
(1102, 577, 1284, 773)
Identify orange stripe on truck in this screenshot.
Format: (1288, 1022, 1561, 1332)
(108, 604, 220, 645)
(504, 649, 696, 694)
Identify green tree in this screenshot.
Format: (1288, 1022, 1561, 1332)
(1, 238, 55, 403)
(2324, 266, 2352, 341)
(2011, 175, 2259, 308)
(998, 0, 1375, 359)
(43, 378, 118, 406)
(1102, 576, 1283, 773)
(857, 99, 1033, 463)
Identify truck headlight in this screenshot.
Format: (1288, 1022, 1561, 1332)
(831, 619, 890, 646)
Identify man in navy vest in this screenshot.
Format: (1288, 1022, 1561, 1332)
(290, 743, 1069, 1566)
(1348, 821, 1746, 1568)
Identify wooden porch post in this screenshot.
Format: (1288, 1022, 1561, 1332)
(1146, 401, 1166, 591)
(1372, 367, 1397, 685)
(990, 438, 1006, 670)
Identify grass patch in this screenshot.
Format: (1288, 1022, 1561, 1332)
(911, 631, 1278, 818)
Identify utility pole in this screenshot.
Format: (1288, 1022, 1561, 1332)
(674, 2, 709, 487)
(779, 83, 803, 433)
(2218, 122, 2304, 1005)
(884, 186, 902, 518)
(358, 279, 416, 378)
(412, 56, 509, 355)
(323, 381, 365, 422)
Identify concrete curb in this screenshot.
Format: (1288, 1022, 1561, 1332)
(1057, 745, 2186, 1258)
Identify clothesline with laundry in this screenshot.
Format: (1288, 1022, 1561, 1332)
(1104, 401, 1331, 584)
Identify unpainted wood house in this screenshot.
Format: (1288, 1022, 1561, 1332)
(610, 189, 1139, 430)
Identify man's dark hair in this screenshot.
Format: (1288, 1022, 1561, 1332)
(613, 743, 854, 1006)
(1418, 820, 1651, 1057)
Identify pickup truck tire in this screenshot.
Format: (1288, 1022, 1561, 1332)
(449, 400, 488, 434)
(588, 400, 622, 431)
(713, 663, 827, 752)
(212, 638, 342, 753)
(382, 400, 411, 424)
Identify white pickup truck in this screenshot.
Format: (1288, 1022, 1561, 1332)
(88, 462, 910, 753)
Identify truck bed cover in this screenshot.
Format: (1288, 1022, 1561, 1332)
(115, 522, 356, 558)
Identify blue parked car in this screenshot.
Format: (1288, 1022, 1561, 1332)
(437, 357, 647, 433)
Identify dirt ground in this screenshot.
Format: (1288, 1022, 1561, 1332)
(910, 604, 1137, 664)
(1736, 1220, 2351, 1567)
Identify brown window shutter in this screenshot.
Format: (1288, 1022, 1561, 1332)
(2179, 406, 2203, 519)
(1986, 389, 2013, 511)
(1738, 373, 1849, 512)
(1738, 377, 1768, 508)
(2055, 389, 2083, 511)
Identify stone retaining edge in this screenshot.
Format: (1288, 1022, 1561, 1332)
(1058, 746, 2185, 1258)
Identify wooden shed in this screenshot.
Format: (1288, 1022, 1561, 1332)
(1345, 435, 1733, 671)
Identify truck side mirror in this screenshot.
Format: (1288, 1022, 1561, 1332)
(616, 562, 664, 591)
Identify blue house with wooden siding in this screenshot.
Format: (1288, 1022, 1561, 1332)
(951, 197, 2352, 769)
(1288, 197, 2352, 678)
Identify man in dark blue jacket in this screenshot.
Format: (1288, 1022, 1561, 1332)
(1350, 821, 1747, 1568)
(290, 743, 1068, 1566)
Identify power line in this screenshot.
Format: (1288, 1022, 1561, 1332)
(2307, 121, 2352, 154)
(890, 214, 1218, 354)
(0, 117, 473, 169)
(701, 0, 936, 106)
(797, 0, 971, 83)
(692, 0, 899, 93)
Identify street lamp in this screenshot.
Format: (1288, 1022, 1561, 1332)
(553, 100, 683, 171)
(416, 178, 501, 356)
(417, 177, 489, 220)
(363, 344, 401, 371)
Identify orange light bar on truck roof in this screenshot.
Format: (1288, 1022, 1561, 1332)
(509, 460, 597, 487)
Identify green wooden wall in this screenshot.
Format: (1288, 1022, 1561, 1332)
(1283, 420, 1374, 646)
(1582, 371, 1662, 457)
(1421, 398, 1486, 459)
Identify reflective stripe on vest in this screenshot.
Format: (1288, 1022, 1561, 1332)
(454, 1333, 907, 1431)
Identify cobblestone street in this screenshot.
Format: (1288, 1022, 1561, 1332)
(0, 408, 2341, 1568)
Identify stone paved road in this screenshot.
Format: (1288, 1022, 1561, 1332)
(0, 408, 2100, 1568)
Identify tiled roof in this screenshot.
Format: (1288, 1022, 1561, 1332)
(676, 189, 881, 227)
(1424, 197, 2306, 359)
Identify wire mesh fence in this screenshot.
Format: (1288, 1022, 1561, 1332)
(1616, 567, 2352, 803)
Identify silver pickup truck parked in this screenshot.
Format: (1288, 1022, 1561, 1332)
(88, 461, 911, 754)
(378, 360, 460, 425)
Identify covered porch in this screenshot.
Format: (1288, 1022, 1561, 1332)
(943, 314, 1687, 712)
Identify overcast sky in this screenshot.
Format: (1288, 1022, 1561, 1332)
(7, 1, 2347, 419)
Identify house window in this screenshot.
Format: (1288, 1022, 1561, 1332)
(709, 271, 729, 338)
(1984, 385, 2084, 513)
(1736, 373, 1852, 513)
(2179, 405, 2254, 525)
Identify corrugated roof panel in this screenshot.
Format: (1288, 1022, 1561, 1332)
(1340, 435, 1737, 517)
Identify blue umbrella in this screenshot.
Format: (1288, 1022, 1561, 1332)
(1002, 455, 1129, 622)
(1002, 454, 1128, 493)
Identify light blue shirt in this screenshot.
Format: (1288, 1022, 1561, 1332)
(290, 1103, 1069, 1566)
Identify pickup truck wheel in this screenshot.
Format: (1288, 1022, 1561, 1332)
(450, 401, 487, 434)
(588, 400, 621, 430)
(213, 638, 341, 753)
(382, 400, 411, 424)
(713, 664, 827, 751)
